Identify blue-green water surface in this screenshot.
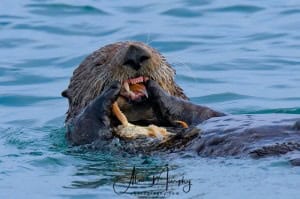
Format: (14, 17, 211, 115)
(1, 0, 300, 198)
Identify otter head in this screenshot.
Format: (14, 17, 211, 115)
(62, 41, 188, 125)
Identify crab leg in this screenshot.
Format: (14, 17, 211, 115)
(112, 102, 129, 126)
(112, 102, 171, 140)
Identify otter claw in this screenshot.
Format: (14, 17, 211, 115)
(174, 120, 189, 128)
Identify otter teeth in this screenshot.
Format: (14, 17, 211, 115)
(123, 81, 137, 98)
(122, 77, 148, 100)
(123, 81, 130, 92)
(128, 76, 144, 84)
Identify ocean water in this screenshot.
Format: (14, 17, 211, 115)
(1, 0, 300, 198)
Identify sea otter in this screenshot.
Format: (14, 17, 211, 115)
(62, 41, 300, 164)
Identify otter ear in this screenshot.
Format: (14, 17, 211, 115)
(61, 89, 69, 98)
(62, 89, 72, 104)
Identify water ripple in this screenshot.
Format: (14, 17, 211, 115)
(55, 55, 87, 68)
(121, 33, 160, 43)
(0, 95, 60, 107)
(207, 5, 265, 14)
(0, 15, 25, 19)
(0, 74, 65, 85)
(243, 32, 288, 42)
(246, 108, 300, 115)
(13, 57, 63, 68)
(161, 8, 203, 17)
(14, 24, 121, 37)
(151, 41, 198, 52)
(191, 93, 255, 104)
(176, 74, 224, 84)
(26, 3, 110, 16)
(0, 38, 35, 48)
(116, 5, 154, 13)
(279, 9, 300, 16)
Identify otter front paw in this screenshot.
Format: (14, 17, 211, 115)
(146, 80, 188, 127)
(67, 81, 121, 145)
(147, 80, 225, 126)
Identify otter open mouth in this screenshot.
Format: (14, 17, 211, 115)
(113, 76, 189, 140)
(121, 76, 149, 101)
(114, 76, 173, 140)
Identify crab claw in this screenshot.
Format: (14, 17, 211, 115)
(130, 83, 148, 98)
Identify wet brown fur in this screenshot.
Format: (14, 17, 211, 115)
(62, 41, 187, 122)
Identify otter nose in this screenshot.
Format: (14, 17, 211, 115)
(123, 45, 150, 71)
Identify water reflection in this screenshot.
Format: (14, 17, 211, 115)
(68, 158, 190, 198)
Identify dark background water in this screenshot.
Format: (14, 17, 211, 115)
(1, 0, 300, 198)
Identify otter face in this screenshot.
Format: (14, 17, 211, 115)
(62, 41, 187, 125)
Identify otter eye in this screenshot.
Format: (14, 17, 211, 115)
(139, 55, 150, 63)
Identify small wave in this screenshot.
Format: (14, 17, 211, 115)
(161, 8, 203, 17)
(176, 74, 224, 84)
(265, 57, 300, 66)
(116, 5, 153, 13)
(14, 24, 121, 37)
(0, 38, 35, 49)
(30, 156, 67, 168)
(0, 74, 65, 86)
(243, 32, 287, 42)
(55, 55, 87, 68)
(150, 41, 198, 52)
(191, 92, 253, 104)
(26, 3, 110, 16)
(278, 97, 300, 101)
(279, 9, 300, 16)
(121, 33, 160, 44)
(246, 108, 300, 114)
(0, 15, 25, 19)
(13, 56, 62, 68)
(2, 128, 36, 150)
(0, 95, 60, 107)
(207, 5, 264, 14)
